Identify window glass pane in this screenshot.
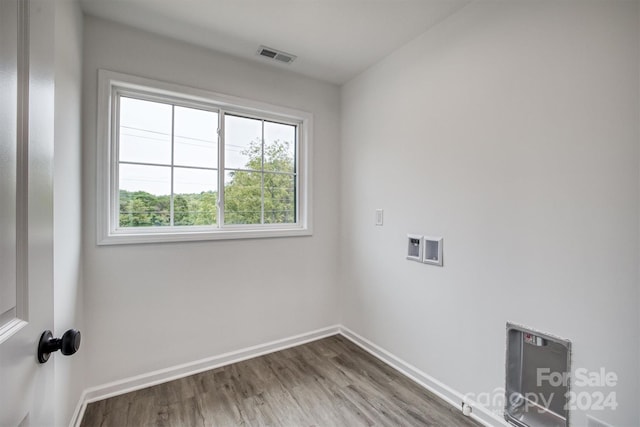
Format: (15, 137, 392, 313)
(264, 121, 295, 173)
(225, 115, 262, 170)
(224, 170, 262, 225)
(119, 97, 172, 165)
(264, 173, 296, 224)
(174, 167, 217, 226)
(119, 164, 171, 227)
(174, 106, 218, 169)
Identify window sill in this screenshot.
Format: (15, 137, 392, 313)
(97, 226, 312, 245)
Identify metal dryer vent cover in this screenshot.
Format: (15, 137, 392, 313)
(504, 323, 571, 427)
(257, 45, 297, 64)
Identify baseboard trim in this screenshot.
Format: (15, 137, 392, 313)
(338, 326, 508, 427)
(70, 324, 506, 427)
(69, 325, 340, 427)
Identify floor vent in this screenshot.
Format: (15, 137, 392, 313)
(257, 45, 296, 64)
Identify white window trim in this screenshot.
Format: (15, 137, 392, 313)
(96, 69, 313, 245)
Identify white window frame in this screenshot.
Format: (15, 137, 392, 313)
(97, 70, 313, 245)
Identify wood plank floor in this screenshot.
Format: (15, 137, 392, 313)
(81, 335, 481, 426)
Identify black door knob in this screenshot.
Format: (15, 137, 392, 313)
(38, 329, 81, 363)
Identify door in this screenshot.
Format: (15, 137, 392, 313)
(0, 0, 56, 425)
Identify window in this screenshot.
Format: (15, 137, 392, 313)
(97, 70, 312, 244)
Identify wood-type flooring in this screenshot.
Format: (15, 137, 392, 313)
(81, 335, 481, 426)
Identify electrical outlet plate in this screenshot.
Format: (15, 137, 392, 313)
(422, 236, 443, 266)
(407, 234, 422, 261)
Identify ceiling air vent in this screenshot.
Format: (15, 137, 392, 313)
(257, 45, 296, 64)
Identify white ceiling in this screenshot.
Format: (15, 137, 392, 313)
(80, 0, 470, 85)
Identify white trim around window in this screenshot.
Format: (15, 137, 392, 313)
(96, 70, 313, 245)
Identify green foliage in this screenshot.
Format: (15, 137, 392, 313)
(119, 190, 216, 227)
(119, 139, 295, 228)
(224, 140, 295, 225)
(174, 191, 217, 226)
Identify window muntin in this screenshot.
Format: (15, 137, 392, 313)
(98, 70, 311, 244)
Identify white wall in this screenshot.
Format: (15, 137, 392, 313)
(53, 1, 85, 426)
(341, 1, 639, 426)
(81, 17, 341, 388)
